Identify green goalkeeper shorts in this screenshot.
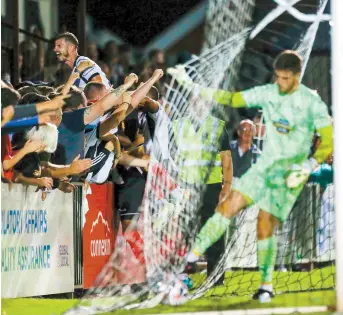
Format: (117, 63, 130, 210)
(232, 157, 305, 222)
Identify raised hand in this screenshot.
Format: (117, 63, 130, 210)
(124, 73, 139, 86)
(152, 69, 164, 81)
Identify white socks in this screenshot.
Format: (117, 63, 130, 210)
(186, 251, 200, 263)
(260, 283, 273, 292)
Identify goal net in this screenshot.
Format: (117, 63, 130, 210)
(65, 1, 335, 314)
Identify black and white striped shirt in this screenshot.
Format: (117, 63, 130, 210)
(73, 55, 111, 90)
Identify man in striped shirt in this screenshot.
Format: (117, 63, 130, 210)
(54, 32, 110, 90)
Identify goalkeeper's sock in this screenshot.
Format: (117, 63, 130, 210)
(260, 283, 273, 292)
(190, 212, 231, 258)
(257, 236, 277, 286)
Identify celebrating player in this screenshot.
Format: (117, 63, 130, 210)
(54, 32, 110, 89)
(168, 50, 333, 301)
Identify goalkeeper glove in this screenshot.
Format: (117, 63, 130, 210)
(285, 158, 319, 189)
(166, 65, 194, 89)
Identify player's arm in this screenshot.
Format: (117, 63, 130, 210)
(200, 89, 246, 107)
(139, 96, 160, 113)
(99, 93, 160, 141)
(9, 95, 68, 121)
(118, 153, 149, 169)
(286, 97, 333, 189)
(311, 94, 333, 164)
(203, 83, 272, 109)
(167, 65, 246, 107)
(286, 123, 333, 189)
(41, 156, 92, 177)
(125, 69, 164, 116)
(1, 106, 14, 127)
(13, 171, 53, 189)
(125, 133, 145, 153)
(61, 70, 80, 95)
(76, 60, 104, 85)
(3, 140, 45, 171)
(312, 124, 333, 164)
(83, 73, 138, 125)
(61, 58, 92, 95)
(2, 151, 27, 171)
(98, 103, 129, 138)
(88, 74, 104, 84)
(118, 133, 132, 149)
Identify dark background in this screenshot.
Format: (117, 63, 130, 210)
(59, 0, 201, 46)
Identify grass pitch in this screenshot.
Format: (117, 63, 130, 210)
(1, 267, 336, 315)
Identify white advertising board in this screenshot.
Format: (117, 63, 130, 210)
(1, 184, 74, 298)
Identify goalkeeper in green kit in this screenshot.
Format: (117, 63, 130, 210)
(167, 50, 333, 302)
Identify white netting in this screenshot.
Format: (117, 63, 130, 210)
(202, 0, 256, 90)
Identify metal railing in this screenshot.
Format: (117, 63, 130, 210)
(73, 184, 84, 288)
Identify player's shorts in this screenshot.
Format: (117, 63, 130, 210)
(85, 141, 114, 184)
(232, 157, 305, 222)
(115, 171, 146, 220)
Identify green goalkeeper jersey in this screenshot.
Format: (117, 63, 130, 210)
(240, 83, 331, 164)
(200, 82, 332, 165)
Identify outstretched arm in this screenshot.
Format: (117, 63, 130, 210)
(14, 172, 53, 189)
(118, 153, 149, 169)
(125, 69, 164, 116)
(3, 140, 45, 171)
(83, 73, 138, 125)
(200, 89, 246, 107)
(98, 103, 128, 138)
(167, 65, 246, 107)
(61, 71, 80, 95)
(41, 155, 92, 178)
(9, 95, 69, 122)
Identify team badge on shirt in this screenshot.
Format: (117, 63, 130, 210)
(202, 132, 209, 141)
(273, 119, 294, 134)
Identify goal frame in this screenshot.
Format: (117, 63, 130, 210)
(332, 0, 343, 311)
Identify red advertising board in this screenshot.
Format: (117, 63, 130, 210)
(83, 183, 115, 289)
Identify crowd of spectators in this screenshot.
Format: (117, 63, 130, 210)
(0, 31, 170, 266)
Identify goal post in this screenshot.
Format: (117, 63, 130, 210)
(332, 0, 343, 311)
